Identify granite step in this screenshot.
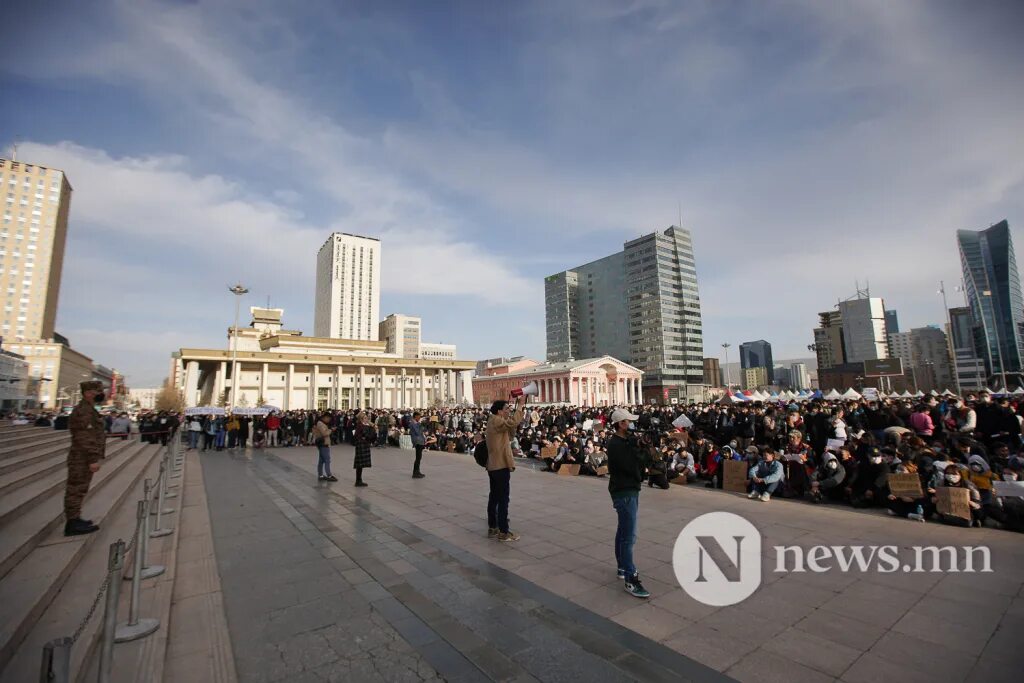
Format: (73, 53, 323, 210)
(0, 441, 163, 675)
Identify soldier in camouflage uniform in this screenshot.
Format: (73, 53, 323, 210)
(64, 380, 107, 536)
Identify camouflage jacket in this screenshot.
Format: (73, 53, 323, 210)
(69, 401, 106, 463)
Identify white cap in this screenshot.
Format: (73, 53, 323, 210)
(609, 408, 639, 423)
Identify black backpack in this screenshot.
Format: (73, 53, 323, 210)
(473, 440, 489, 467)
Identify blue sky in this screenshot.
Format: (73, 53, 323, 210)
(1, 0, 1022, 387)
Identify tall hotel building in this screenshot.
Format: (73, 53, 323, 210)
(957, 220, 1024, 383)
(545, 226, 704, 402)
(314, 232, 381, 340)
(0, 158, 72, 341)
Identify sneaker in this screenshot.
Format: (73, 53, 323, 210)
(759, 492, 771, 502)
(616, 568, 626, 579)
(497, 531, 520, 542)
(487, 527, 499, 538)
(624, 576, 650, 599)
(748, 491, 758, 499)
(64, 518, 99, 537)
(355, 481, 368, 487)
(412, 472, 425, 479)
(326, 475, 338, 482)
(318, 475, 327, 481)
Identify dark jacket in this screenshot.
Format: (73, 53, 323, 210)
(607, 433, 650, 498)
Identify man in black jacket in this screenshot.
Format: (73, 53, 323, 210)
(607, 408, 652, 599)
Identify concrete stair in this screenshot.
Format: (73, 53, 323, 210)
(0, 429, 164, 678)
(0, 428, 71, 458)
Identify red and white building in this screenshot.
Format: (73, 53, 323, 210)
(472, 356, 643, 407)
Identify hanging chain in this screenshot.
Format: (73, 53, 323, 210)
(70, 574, 109, 645)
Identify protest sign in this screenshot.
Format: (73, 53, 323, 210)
(540, 445, 558, 460)
(557, 464, 581, 476)
(937, 487, 971, 521)
(723, 460, 749, 493)
(582, 420, 594, 431)
(825, 439, 846, 452)
(994, 481, 1024, 498)
(445, 442, 456, 452)
(596, 465, 609, 477)
(672, 414, 693, 429)
(887, 472, 923, 498)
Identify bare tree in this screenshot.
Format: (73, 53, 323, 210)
(155, 378, 185, 412)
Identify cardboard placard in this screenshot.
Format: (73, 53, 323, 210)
(825, 439, 845, 452)
(782, 452, 805, 462)
(540, 445, 557, 460)
(557, 464, 581, 476)
(669, 476, 688, 486)
(596, 465, 609, 477)
(582, 419, 594, 431)
(994, 481, 1024, 498)
(445, 442, 456, 452)
(723, 460, 749, 493)
(887, 472, 923, 499)
(937, 487, 971, 521)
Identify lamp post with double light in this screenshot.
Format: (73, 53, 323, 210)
(228, 284, 249, 409)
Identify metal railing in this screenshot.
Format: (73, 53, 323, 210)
(39, 433, 184, 683)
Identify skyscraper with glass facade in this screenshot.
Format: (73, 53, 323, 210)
(957, 220, 1024, 382)
(544, 226, 704, 402)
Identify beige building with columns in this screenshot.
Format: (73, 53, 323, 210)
(472, 356, 643, 407)
(173, 308, 475, 410)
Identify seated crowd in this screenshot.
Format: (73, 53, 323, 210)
(165, 389, 1024, 532)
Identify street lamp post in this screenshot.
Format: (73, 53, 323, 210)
(938, 281, 961, 396)
(228, 284, 249, 409)
(721, 343, 732, 391)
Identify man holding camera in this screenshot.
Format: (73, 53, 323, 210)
(607, 407, 652, 598)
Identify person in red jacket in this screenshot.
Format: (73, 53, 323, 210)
(265, 412, 281, 448)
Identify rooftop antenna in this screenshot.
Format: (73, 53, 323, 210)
(677, 201, 682, 229)
(10, 136, 21, 161)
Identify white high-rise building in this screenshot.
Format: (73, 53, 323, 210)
(314, 233, 381, 340)
(790, 363, 810, 390)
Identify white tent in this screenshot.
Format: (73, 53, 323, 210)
(754, 390, 769, 401)
(899, 391, 914, 398)
(841, 388, 861, 400)
(913, 391, 925, 398)
(823, 389, 843, 401)
(930, 390, 939, 396)
(720, 393, 747, 404)
(941, 389, 956, 397)
(1013, 387, 1024, 396)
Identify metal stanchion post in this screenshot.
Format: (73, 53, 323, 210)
(39, 636, 71, 683)
(98, 541, 125, 682)
(115, 502, 159, 642)
(150, 472, 173, 538)
(150, 460, 175, 517)
(126, 485, 166, 580)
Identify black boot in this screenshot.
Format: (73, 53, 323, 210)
(64, 518, 99, 536)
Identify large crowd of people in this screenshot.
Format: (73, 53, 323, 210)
(8, 388, 1023, 533)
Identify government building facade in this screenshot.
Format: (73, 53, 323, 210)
(173, 308, 475, 411)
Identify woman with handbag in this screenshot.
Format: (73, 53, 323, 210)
(353, 412, 374, 487)
(312, 414, 336, 482)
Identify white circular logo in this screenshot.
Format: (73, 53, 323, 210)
(672, 511, 762, 606)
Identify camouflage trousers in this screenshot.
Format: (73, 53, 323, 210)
(64, 459, 95, 521)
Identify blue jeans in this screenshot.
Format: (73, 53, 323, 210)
(188, 431, 199, 449)
(317, 445, 332, 477)
(612, 494, 639, 579)
(752, 480, 779, 496)
(377, 427, 388, 446)
(487, 468, 511, 533)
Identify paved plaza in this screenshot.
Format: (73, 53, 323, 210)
(199, 445, 1024, 683)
